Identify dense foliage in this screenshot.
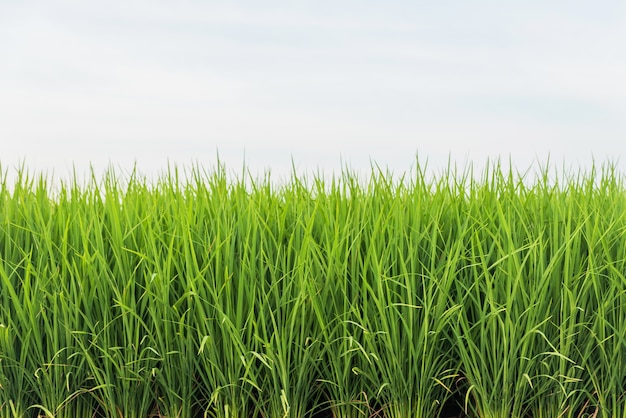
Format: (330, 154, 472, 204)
(1, 163, 626, 418)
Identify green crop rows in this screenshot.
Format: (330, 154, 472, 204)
(1, 162, 626, 417)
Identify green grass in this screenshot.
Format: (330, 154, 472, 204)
(1, 161, 626, 417)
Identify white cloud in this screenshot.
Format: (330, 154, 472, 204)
(1, 0, 625, 181)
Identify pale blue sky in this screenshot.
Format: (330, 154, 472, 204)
(1, 0, 625, 182)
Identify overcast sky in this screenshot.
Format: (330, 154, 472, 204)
(1, 0, 625, 183)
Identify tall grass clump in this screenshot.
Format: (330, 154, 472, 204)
(1, 160, 626, 417)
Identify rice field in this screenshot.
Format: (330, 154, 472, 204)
(1, 162, 626, 418)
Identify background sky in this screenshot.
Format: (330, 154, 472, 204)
(1, 0, 626, 183)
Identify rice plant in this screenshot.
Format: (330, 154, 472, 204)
(0, 160, 625, 417)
